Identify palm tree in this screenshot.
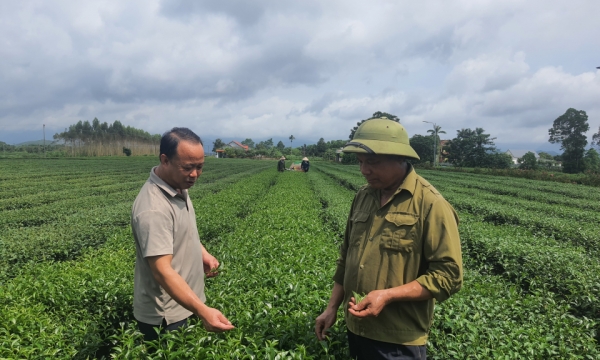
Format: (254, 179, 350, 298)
(426, 125, 446, 166)
(289, 135, 295, 148)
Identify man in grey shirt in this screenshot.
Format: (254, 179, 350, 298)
(131, 127, 234, 341)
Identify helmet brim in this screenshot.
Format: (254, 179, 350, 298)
(342, 139, 420, 160)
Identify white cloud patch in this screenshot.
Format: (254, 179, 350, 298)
(1, 0, 599, 148)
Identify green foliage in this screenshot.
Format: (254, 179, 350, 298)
(303, 139, 346, 159)
(481, 152, 513, 169)
(212, 138, 226, 153)
(0, 158, 273, 282)
(322, 148, 337, 161)
(593, 126, 600, 148)
(341, 152, 358, 165)
(538, 151, 554, 160)
(548, 108, 590, 173)
(518, 151, 537, 170)
(122, 147, 132, 156)
(446, 128, 498, 167)
(426, 124, 446, 166)
(410, 134, 434, 164)
(316, 138, 327, 156)
(584, 148, 600, 173)
(241, 138, 255, 149)
(256, 138, 274, 150)
(276, 140, 285, 151)
(352, 291, 367, 304)
(53, 119, 161, 157)
(348, 111, 400, 140)
(3, 158, 600, 358)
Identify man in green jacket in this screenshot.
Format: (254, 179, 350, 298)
(315, 117, 463, 359)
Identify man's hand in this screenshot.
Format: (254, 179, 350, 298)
(202, 251, 220, 278)
(199, 306, 235, 332)
(348, 289, 390, 318)
(315, 308, 337, 341)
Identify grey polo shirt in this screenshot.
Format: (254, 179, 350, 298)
(131, 166, 205, 325)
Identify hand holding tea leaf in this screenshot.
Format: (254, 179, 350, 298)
(349, 289, 390, 318)
(352, 291, 367, 305)
(203, 252, 220, 278)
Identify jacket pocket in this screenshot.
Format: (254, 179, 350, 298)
(349, 211, 370, 247)
(381, 212, 418, 252)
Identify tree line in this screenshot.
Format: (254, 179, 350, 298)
(344, 109, 600, 174)
(53, 118, 161, 157)
(211, 137, 347, 160)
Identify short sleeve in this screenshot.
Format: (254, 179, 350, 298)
(133, 210, 174, 257)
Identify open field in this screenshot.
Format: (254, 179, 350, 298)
(0, 158, 598, 359)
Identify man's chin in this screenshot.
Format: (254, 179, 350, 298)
(367, 180, 381, 188)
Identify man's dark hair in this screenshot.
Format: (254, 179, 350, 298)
(160, 127, 203, 159)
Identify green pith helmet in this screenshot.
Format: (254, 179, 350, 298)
(342, 117, 420, 160)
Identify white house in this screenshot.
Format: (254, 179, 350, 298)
(505, 150, 539, 165)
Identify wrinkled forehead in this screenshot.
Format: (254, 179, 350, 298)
(174, 141, 204, 161)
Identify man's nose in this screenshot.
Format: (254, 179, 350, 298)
(190, 169, 200, 178)
(360, 163, 369, 175)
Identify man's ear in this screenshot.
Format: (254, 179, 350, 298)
(159, 153, 170, 165)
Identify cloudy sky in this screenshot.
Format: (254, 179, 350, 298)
(1, 0, 599, 151)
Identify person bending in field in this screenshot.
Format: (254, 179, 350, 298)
(278, 156, 286, 172)
(315, 117, 463, 360)
(131, 127, 234, 341)
(301, 157, 310, 172)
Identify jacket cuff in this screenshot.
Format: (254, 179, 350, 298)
(416, 270, 462, 303)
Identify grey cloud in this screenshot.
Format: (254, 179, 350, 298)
(404, 30, 456, 63)
(160, 0, 267, 26)
(158, 0, 309, 27)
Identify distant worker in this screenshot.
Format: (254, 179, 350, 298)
(277, 156, 286, 172)
(301, 157, 310, 172)
(315, 117, 463, 359)
(131, 127, 235, 341)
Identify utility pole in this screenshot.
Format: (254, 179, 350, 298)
(43, 124, 46, 158)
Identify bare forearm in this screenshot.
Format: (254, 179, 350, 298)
(201, 244, 210, 258)
(326, 282, 345, 311)
(385, 280, 433, 303)
(153, 267, 209, 317)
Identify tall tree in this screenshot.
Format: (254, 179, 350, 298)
(289, 135, 295, 147)
(316, 138, 327, 156)
(538, 152, 554, 160)
(409, 134, 434, 164)
(276, 141, 285, 152)
(241, 138, 255, 149)
(518, 151, 538, 170)
(349, 111, 400, 140)
(548, 108, 590, 173)
(53, 119, 160, 156)
(446, 128, 496, 167)
(583, 148, 600, 173)
(592, 126, 600, 149)
(212, 138, 226, 153)
(426, 124, 446, 166)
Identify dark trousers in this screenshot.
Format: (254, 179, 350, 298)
(348, 330, 427, 360)
(137, 317, 189, 341)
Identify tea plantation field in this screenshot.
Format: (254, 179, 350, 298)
(0, 157, 598, 359)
